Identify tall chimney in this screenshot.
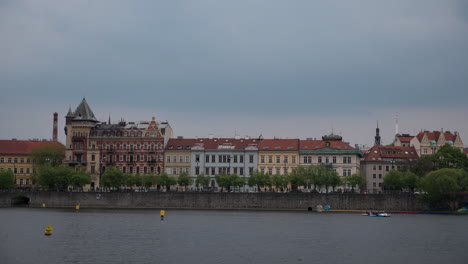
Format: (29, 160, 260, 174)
(53, 112, 58, 141)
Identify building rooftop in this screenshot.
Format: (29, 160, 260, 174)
(258, 139, 299, 151)
(0, 140, 65, 155)
(416, 131, 457, 142)
(363, 145, 418, 162)
(166, 138, 259, 151)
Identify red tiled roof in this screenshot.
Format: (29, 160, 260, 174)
(416, 131, 456, 142)
(166, 138, 259, 151)
(363, 145, 418, 161)
(258, 139, 299, 151)
(165, 138, 200, 150)
(299, 139, 355, 150)
(0, 140, 65, 155)
(464, 148, 468, 155)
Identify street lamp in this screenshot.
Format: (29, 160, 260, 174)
(99, 160, 103, 191)
(10, 163, 17, 187)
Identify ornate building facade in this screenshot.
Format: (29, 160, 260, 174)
(65, 98, 172, 188)
(394, 130, 464, 156)
(299, 134, 362, 180)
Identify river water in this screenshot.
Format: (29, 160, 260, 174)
(0, 208, 466, 264)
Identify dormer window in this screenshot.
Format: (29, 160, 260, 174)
(326, 142, 330, 147)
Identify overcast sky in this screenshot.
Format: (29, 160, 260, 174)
(1, 0, 467, 148)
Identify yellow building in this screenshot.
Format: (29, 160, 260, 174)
(164, 138, 197, 177)
(0, 139, 64, 188)
(258, 139, 299, 175)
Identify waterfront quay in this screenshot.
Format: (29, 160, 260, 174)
(1, 191, 430, 212)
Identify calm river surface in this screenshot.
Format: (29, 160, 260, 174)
(0, 208, 467, 264)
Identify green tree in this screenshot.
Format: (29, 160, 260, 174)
(69, 165, 91, 190)
(431, 144, 468, 170)
(402, 171, 419, 192)
(216, 173, 244, 192)
(158, 172, 177, 191)
(248, 170, 271, 191)
(328, 171, 342, 192)
(418, 168, 468, 209)
(31, 144, 65, 167)
(195, 174, 211, 190)
(345, 173, 366, 192)
(177, 172, 193, 190)
(410, 156, 436, 178)
(271, 174, 288, 191)
(311, 166, 328, 192)
(0, 170, 15, 189)
(289, 167, 305, 190)
(125, 173, 140, 188)
(101, 166, 125, 190)
(383, 170, 404, 191)
(215, 173, 229, 191)
(142, 175, 155, 189)
(35, 165, 75, 190)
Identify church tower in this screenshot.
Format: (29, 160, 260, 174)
(375, 121, 381, 146)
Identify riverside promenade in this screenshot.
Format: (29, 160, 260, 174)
(0, 192, 431, 211)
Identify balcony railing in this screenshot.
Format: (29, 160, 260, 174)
(67, 160, 87, 165)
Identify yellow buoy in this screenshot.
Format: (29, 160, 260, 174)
(42, 203, 46, 208)
(160, 210, 165, 220)
(44, 225, 53, 236)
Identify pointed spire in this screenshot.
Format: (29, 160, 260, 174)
(108, 113, 111, 124)
(375, 120, 381, 146)
(72, 98, 98, 122)
(66, 106, 74, 117)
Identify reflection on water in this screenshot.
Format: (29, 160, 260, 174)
(0, 208, 467, 264)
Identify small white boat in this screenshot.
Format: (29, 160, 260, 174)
(362, 212, 391, 217)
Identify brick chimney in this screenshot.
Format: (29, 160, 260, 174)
(53, 112, 58, 141)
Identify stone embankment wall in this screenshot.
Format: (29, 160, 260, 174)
(0, 192, 429, 211)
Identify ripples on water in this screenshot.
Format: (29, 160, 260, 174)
(0, 208, 467, 264)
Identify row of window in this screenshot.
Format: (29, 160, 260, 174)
(98, 154, 163, 163)
(196, 154, 255, 164)
(259, 167, 289, 175)
(372, 182, 383, 188)
(100, 143, 163, 151)
(372, 165, 401, 171)
(0, 158, 35, 164)
(202, 167, 253, 176)
(260, 155, 296, 164)
(167, 167, 190, 175)
(167, 156, 190, 163)
(0, 167, 36, 174)
(258, 167, 352, 176)
(303, 156, 352, 164)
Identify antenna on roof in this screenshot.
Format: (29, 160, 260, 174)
(395, 112, 399, 136)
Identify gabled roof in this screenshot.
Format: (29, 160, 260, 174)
(396, 134, 414, 143)
(258, 139, 299, 151)
(363, 145, 418, 161)
(416, 131, 456, 142)
(165, 138, 199, 151)
(0, 140, 65, 155)
(72, 98, 98, 122)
